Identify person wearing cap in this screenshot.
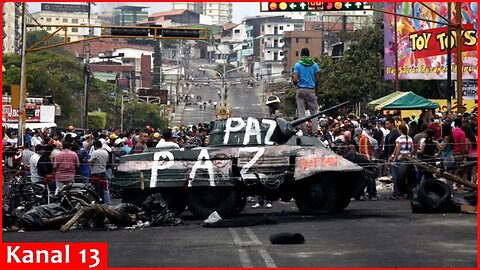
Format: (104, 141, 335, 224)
(156, 128, 180, 149)
(319, 119, 332, 147)
(152, 132, 161, 145)
(113, 138, 130, 160)
(292, 47, 320, 137)
(66, 125, 77, 139)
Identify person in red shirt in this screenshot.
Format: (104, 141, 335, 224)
(451, 118, 467, 178)
(53, 141, 80, 194)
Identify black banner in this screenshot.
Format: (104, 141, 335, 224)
(41, 3, 89, 13)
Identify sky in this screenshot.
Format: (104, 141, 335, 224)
(27, 2, 265, 23)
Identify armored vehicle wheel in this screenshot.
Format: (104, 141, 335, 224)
(121, 189, 186, 216)
(186, 187, 239, 219)
(294, 177, 342, 214)
(234, 195, 247, 213)
(161, 189, 187, 215)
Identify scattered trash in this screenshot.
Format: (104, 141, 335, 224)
(204, 211, 222, 224)
(203, 215, 278, 228)
(270, 232, 305, 244)
(19, 204, 70, 231)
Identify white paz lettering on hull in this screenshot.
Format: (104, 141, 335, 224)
(224, 117, 277, 145)
(239, 147, 266, 180)
(189, 149, 215, 186)
(150, 151, 175, 187)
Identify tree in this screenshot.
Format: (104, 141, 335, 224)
(317, 19, 392, 110)
(123, 103, 168, 130)
(214, 63, 235, 78)
(2, 32, 116, 127)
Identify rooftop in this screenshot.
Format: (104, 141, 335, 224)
(149, 9, 188, 18)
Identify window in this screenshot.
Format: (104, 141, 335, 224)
(234, 29, 240, 33)
(71, 28, 78, 33)
(295, 51, 299, 56)
(55, 18, 59, 21)
(72, 19, 78, 23)
(46, 27, 51, 31)
(268, 25, 271, 27)
(46, 18, 52, 22)
(279, 52, 284, 56)
(305, 38, 309, 43)
(279, 26, 283, 30)
(296, 38, 299, 43)
(287, 25, 290, 27)
(63, 18, 68, 23)
(267, 51, 271, 53)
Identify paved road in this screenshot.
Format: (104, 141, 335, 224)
(179, 61, 221, 125)
(177, 60, 267, 125)
(4, 198, 476, 268)
(228, 82, 268, 119)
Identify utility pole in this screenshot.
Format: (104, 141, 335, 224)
(18, 2, 27, 146)
(455, 2, 463, 113)
(446, 3, 452, 113)
(82, 2, 92, 130)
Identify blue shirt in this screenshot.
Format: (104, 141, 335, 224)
(293, 61, 320, 89)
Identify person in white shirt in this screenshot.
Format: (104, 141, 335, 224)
(31, 130, 43, 147)
(156, 129, 180, 149)
(29, 144, 45, 183)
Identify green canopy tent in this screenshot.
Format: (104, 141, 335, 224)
(369, 91, 439, 111)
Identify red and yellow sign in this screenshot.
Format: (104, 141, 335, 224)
(409, 24, 477, 59)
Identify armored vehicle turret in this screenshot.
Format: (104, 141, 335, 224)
(113, 102, 365, 219)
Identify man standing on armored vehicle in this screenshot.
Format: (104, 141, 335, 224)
(292, 48, 320, 137)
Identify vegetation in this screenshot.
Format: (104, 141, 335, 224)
(88, 112, 107, 131)
(2, 31, 163, 130)
(214, 63, 236, 77)
(123, 103, 168, 130)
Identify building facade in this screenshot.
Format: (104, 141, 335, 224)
(29, 5, 99, 42)
(260, 17, 304, 79)
(113, 6, 148, 26)
(282, 30, 323, 77)
(2, 2, 24, 55)
(172, 2, 232, 25)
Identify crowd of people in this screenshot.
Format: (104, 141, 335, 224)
(303, 109, 478, 200)
(2, 123, 214, 204)
(2, 107, 478, 206)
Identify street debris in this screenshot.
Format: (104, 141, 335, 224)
(270, 232, 305, 244)
(15, 193, 183, 232)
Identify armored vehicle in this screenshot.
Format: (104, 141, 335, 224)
(113, 102, 365, 219)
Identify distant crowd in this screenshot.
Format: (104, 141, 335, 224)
(2, 108, 477, 202)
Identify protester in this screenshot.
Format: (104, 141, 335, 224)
(292, 47, 320, 137)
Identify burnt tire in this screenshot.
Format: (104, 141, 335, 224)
(295, 176, 343, 214)
(411, 179, 452, 213)
(186, 187, 239, 219)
